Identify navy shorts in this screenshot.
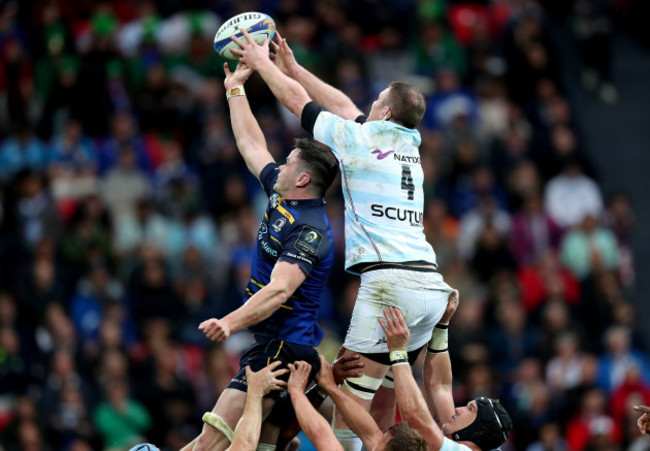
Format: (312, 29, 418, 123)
(227, 336, 321, 400)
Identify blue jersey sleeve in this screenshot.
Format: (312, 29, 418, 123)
(279, 224, 331, 276)
(259, 162, 279, 197)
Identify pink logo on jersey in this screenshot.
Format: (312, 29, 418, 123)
(371, 149, 395, 160)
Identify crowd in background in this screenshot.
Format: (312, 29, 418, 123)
(0, 0, 648, 450)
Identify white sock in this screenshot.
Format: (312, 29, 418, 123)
(334, 429, 363, 451)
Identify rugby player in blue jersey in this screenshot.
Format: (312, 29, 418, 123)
(182, 61, 339, 451)
(233, 30, 460, 450)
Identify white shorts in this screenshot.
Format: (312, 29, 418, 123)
(343, 268, 455, 354)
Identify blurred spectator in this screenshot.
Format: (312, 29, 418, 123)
(0, 127, 48, 183)
(526, 422, 568, 451)
(544, 160, 603, 229)
(94, 380, 151, 449)
(510, 192, 562, 266)
(457, 195, 510, 261)
(597, 325, 650, 394)
(14, 171, 62, 249)
(47, 119, 98, 203)
(100, 146, 151, 222)
(566, 388, 621, 451)
(560, 214, 619, 281)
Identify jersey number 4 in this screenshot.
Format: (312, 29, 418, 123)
(401, 165, 415, 200)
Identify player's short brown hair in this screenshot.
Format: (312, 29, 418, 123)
(294, 138, 338, 196)
(384, 81, 426, 129)
(385, 422, 427, 451)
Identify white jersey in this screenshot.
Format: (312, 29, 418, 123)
(313, 111, 437, 273)
(440, 437, 473, 451)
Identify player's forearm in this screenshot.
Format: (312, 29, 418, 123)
(292, 64, 362, 119)
(323, 385, 382, 449)
(255, 60, 312, 119)
(227, 95, 270, 175)
(423, 352, 455, 421)
(224, 283, 290, 334)
(229, 390, 264, 451)
(288, 388, 342, 450)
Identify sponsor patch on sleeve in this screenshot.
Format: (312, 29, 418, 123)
(294, 226, 323, 256)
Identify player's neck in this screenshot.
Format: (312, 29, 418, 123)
(281, 187, 319, 200)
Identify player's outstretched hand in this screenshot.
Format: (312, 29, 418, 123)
(199, 318, 231, 343)
(270, 31, 298, 77)
(378, 307, 409, 351)
(246, 361, 289, 396)
(332, 352, 364, 385)
(315, 355, 337, 392)
(230, 28, 272, 71)
(224, 61, 253, 91)
(288, 361, 312, 394)
(440, 290, 459, 324)
(634, 405, 650, 434)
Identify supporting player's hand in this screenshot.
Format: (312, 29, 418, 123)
(634, 405, 650, 434)
(378, 307, 409, 352)
(332, 352, 364, 385)
(230, 28, 272, 71)
(439, 290, 459, 325)
(224, 61, 253, 91)
(199, 318, 231, 342)
(270, 31, 298, 77)
(315, 355, 337, 392)
(246, 361, 289, 396)
(287, 361, 312, 395)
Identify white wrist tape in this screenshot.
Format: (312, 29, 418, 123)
(202, 412, 234, 442)
(226, 85, 246, 100)
(428, 323, 449, 354)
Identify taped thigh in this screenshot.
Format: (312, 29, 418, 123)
(202, 412, 234, 442)
(343, 374, 384, 400)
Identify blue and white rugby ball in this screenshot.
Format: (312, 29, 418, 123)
(128, 444, 160, 451)
(213, 12, 276, 60)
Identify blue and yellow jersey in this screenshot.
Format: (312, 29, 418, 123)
(244, 163, 334, 347)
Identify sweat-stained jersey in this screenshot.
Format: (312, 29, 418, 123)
(312, 111, 437, 273)
(244, 163, 334, 347)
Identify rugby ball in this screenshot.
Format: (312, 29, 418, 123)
(128, 444, 160, 451)
(213, 12, 276, 60)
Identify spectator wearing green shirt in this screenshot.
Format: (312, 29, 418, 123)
(94, 380, 152, 450)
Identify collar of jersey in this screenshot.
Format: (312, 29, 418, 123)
(278, 195, 325, 207)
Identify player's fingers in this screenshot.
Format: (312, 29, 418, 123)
(267, 360, 283, 371)
(383, 308, 394, 326)
(273, 368, 290, 378)
(239, 28, 254, 45)
(273, 30, 283, 43)
(343, 360, 364, 370)
(634, 405, 650, 413)
(378, 317, 389, 334)
(230, 33, 246, 48)
(262, 38, 270, 49)
(223, 62, 231, 75)
(231, 47, 244, 56)
(340, 353, 361, 363)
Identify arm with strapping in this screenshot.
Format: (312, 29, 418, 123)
(271, 32, 363, 120)
(379, 307, 445, 450)
(224, 62, 274, 179)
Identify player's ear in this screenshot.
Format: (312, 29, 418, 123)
(296, 172, 311, 188)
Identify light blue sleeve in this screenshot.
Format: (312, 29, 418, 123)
(312, 111, 366, 160)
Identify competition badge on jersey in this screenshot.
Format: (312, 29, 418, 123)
(295, 226, 323, 255)
(270, 193, 280, 209)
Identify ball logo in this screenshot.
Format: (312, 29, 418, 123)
(304, 231, 318, 243)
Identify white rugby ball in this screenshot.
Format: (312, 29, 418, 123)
(213, 12, 276, 60)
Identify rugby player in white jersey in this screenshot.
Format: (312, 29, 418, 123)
(232, 30, 460, 449)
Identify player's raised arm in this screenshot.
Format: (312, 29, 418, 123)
(270, 31, 363, 120)
(424, 292, 459, 423)
(287, 361, 344, 451)
(316, 356, 385, 450)
(231, 32, 312, 122)
(379, 307, 445, 450)
(224, 62, 274, 179)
